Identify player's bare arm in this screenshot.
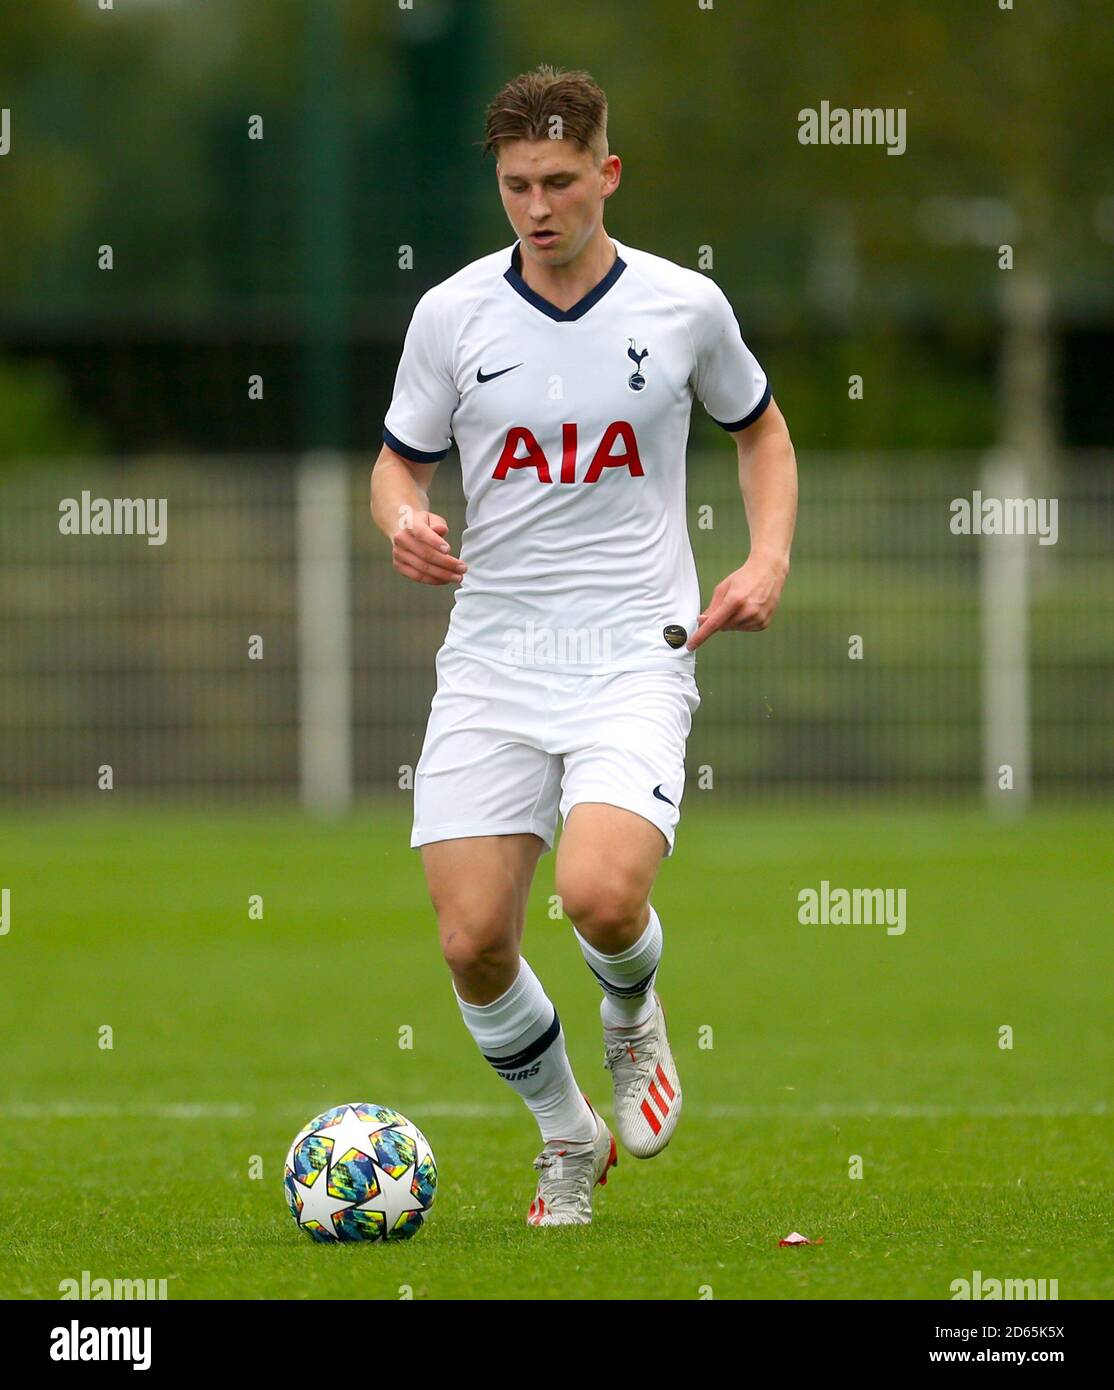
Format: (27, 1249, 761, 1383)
(687, 398, 798, 650)
(370, 443, 467, 586)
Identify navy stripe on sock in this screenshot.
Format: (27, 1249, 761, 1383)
(585, 963, 658, 998)
(481, 1008, 561, 1072)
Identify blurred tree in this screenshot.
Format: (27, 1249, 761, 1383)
(0, 0, 1109, 452)
(0, 360, 103, 461)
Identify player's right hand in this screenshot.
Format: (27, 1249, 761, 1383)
(391, 508, 467, 586)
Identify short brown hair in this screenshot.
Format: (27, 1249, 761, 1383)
(482, 65, 608, 160)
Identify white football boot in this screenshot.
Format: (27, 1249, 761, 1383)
(526, 1097, 618, 1227)
(602, 990, 682, 1158)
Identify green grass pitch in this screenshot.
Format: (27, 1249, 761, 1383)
(2, 802, 1110, 1300)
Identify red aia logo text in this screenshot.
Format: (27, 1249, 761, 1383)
(493, 422, 643, 483)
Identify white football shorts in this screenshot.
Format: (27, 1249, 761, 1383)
(411, 644, 701, 857)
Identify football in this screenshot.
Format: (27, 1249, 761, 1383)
(284, 1103, 437, 1243)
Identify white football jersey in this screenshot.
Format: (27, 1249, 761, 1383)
(383, 236, 770, 673)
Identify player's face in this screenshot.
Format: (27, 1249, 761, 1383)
(496, 139, 619, 268)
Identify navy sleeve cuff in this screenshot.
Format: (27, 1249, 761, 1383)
(382, 426, 450, 463)
(713, 381, 772, 434)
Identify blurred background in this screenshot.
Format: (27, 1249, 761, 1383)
(1, 0, 1111, 809)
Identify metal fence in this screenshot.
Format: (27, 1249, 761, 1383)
(1, 453, 1110, 804)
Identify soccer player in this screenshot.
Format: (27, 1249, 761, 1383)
(371, 66, 797, 1226)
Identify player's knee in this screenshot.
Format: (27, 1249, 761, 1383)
(438, 911, 517, 979)
(559, 881, 647, 950)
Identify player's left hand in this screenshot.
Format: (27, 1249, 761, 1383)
(686, 552, 790, 651)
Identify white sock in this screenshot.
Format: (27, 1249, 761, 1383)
(574, 905, 662, 1029)
(454, 958, 595, 1144)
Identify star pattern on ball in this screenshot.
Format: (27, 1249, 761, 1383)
(285, 1104, 437, 1243)
(315, 1104, 393, 1167)
(391, 1117, 434, 1170)
(289, 1167, 355, 1238)
(354, 1160, 427, 1234)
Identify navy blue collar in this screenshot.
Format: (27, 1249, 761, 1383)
(504, 241, 627, 322)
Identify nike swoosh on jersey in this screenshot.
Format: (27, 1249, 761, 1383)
(652, 785, 676, 807)
(476, 364, 523, 383)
